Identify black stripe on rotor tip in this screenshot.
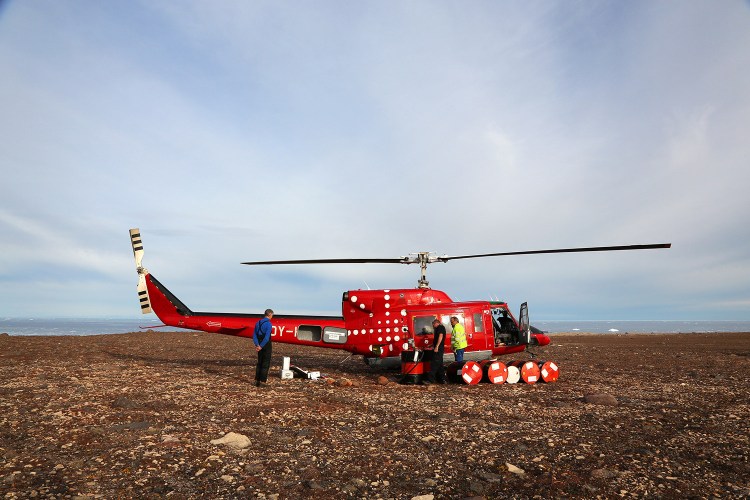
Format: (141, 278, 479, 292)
(140, 304, 150, 310)
(131, 239, 142, 245)
(132, 245, 143, 252)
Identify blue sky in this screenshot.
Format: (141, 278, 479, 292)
(1, 1, 748, 320)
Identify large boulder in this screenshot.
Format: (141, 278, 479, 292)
(210, 432, 251, 450)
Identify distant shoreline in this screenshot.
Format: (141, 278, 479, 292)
(2, 330, 748, 339)
(2, 317, 750, 336)
(547, 330, 750, 336)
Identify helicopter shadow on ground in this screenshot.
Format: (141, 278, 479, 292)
(274, 346, 395, 376)
(102, 344, 398, 382)
(104, 351, 254, 383)
(104, 350, 250, 368)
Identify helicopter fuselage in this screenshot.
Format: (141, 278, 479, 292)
(144, 273, 549, 363)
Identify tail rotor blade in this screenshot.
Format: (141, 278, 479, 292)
(137, 274, 152, 314)
(129, 228, 145, 269)
(130, 228, 151, 314)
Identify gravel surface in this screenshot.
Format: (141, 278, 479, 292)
(1, 331, 749, 499)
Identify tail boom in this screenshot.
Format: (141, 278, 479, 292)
(143, 273, 356, 350)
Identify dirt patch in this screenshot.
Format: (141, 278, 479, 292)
(1, 331, 749, 498)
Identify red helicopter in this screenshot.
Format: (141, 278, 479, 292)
(129, 228, 670, 367)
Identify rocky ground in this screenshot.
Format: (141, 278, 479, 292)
(1, 330, 749, 499)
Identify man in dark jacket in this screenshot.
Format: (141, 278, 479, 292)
(426, 318, 446, 384)
(253, 309, 274, 387)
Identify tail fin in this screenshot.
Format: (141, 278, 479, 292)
(129, 228, 152, 314)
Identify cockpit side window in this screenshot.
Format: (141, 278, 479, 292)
(473, 313, 483, 332)
(440, 317, 451, 332)
(413, 316, 436, 336)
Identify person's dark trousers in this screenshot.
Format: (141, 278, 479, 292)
(255, 342, 272, 383)
(427, 348, 445, 383)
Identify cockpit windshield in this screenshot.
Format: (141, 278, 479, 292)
(491, 306, 519, 345)
(491, 307, 517, 333)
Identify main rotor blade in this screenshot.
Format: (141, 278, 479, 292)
(241, 243, 671, 266)
(241, 258, 405, 265)
(438, 243, 672, 262)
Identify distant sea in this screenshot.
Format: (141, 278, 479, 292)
(0, 318, 184, 336)
(1, 318, 749, 336)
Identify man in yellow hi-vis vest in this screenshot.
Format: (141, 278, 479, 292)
(450, 316, 468, 362)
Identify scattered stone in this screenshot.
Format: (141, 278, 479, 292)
(112, 396, 144, 409)
(592, 469, 619, 479)
(506, 463, 525, 475)
(111, 421, 151, 431)
(210, 432, 251, 450)
(470, 481, 487, 494)
(478, 472, 503, 482)
(161, 434, 180, 446)
(304, 480, 324, 490)
(583, 393, 618, 406)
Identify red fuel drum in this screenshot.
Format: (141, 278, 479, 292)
(479, 359, 508, 384)
(460, 361, 483, 385)
(509, 360, 541, 384)
(400, 351, 426, 384)
(537, 360, 560, 382)
(446, 361, 482, 384)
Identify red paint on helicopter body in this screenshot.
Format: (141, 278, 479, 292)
(143, 272, 550, 363)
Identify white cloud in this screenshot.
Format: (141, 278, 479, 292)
(0, 211, 131, 279)
(0, 1, 749, 319)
